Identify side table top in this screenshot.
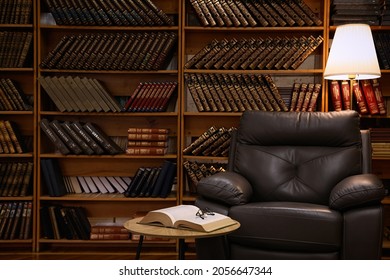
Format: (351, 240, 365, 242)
(124, 217, 240, 239)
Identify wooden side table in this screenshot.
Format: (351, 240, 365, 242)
(124, 217, 240, 260)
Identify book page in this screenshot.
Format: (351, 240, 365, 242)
(154, 205, 200, 224)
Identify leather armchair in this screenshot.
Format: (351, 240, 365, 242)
(195, 111, 386, 259)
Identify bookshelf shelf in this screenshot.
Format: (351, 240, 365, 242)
(40, 194, 177, 202)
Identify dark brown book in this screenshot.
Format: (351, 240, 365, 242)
(40, 118, 71, 155)
(204, 0, 225, 26)
(371, 79, 387, 115)
(263, 0, 287, 26)
(203, 74, 225, 112)
(0, 120, 14, 153)
(279, 0, 305, 26)
(222, 39, 248, 70)
(287, 0, 314, 26)
(282, 35, 311, 70)
(269, 0, 296, 26)
(251, 1, 278, 27)
(197, 0, 217, 26)
(192, 127, 228, 156)
(195, 39, 228, 69)
(274, 36, 300, 70)
(125, 147, 167, 155)
(38, 76, 66, 112)
(242, 1, 269, 26)
(231, 38, 259, 70)
(242, 74, 265, 111)
(209, 73, 232, 112)
(263, 74, 288, 111)
(196, 74, 218, 112)
(19, 162, 33, 197)
(191, 74, 211, 112)
(290, 35, 323, 70)
(202, 128, 232, 156)
(70, 122, 105, 155)
(49, 120, 83, 155)
(183, 126, 218, 155)
(258, 37, 283, 69)
(212, 38, 238, 70)
(226, 0, 248, 26)
(214, 74, 238, 112)
(185, 39, 219, 69)
(211, 0, 233, 26)
(83, 122, 123, 155)
(222, 74, 245, 112)
(185, 74, 204, 112)
(289, 83, 301, 111)
(2, 78, 31, 111)
(229, 74, 252, 111)
(4, 120, 25, 154)
(240, 37, 267, 70)
(61, 121, 95, 155)
(307, 83, 322, 112)
(151, 32, 177, 70)
(295, 0, 323, 26)
(294, 83, 308, 111)
(139, 32, 161, 70)
(219, 0, 241, 27)
(301, 83, 315, 112)
(236, 0, 257, 26)
(249, 37, 275, 70)
(257, 75, 281, 111)
(189, 0, 210, 26)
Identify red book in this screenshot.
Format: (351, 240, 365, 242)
(330, 80, 342, 111)
(371, 79, 387, 115)
(352, 80, 368, 115)
(122, 82, 144, 111)
(360, 80, 379, 115)
(340, 80, 351, 110)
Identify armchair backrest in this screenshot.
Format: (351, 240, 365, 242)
(228, 111, 364, 205)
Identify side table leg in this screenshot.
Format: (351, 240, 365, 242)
(178, 239, 186, 260)
(135, 235, 144, 260)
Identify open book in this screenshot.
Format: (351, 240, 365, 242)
(138, 205, 237, 232)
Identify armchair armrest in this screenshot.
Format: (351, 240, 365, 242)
(197, 171, 253, 206)
(329, 174, 385, 211)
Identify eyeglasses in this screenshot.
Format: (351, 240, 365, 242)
(196, 208, 215, 219)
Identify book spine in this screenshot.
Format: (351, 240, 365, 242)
(307, 83, 322, 112)
(352, 80, 368, 115)
(340, 80, 352, 110)
(49, 120, 83, 155)
(371, 79, 387, 115)
(330, 80, 342, 111)
(360, 79, 380, 115)
(301, 83, 315, 112)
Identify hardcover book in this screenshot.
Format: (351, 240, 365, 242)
(138, 205, 237, 232)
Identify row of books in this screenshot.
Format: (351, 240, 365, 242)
(0, 120, 26, 154)
(41, 158, 131, 196)
(185, 35, 323, 71)
(329, 79, 387, 115)
(123, 160, 176, 198)
(0, 31, 33, 68)
(330, 0, 385, 26)
(183, 126, 236, 157)
(289, 83, 322, 112)
(373, 31, 390, 70)
(0, 201, 32, 240)
(40, 118, 124, 155)
(0, 161, 33, 197)
(43, 0, 174, 26)
(183, 160, 227, 193)
(370, 127, 390, 158)
(40, 31, 177, 71)
(126, 127, 170, 155)
(122, 81, 177, 112)
(185, 73, 289, 112)
(0, 0, 32, 24)
(189, 0, 322, 27)
(39, 76, 121, 113)
(0, 78, 32, 111)
(40, 205, 91, 240)
(89, 217, 130, 240)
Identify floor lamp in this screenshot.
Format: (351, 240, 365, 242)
(324, 24, 381, 110)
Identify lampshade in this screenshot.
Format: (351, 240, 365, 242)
(324, 24, 381, 80)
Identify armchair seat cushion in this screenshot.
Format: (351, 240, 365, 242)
(228, 201, 343, 253)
